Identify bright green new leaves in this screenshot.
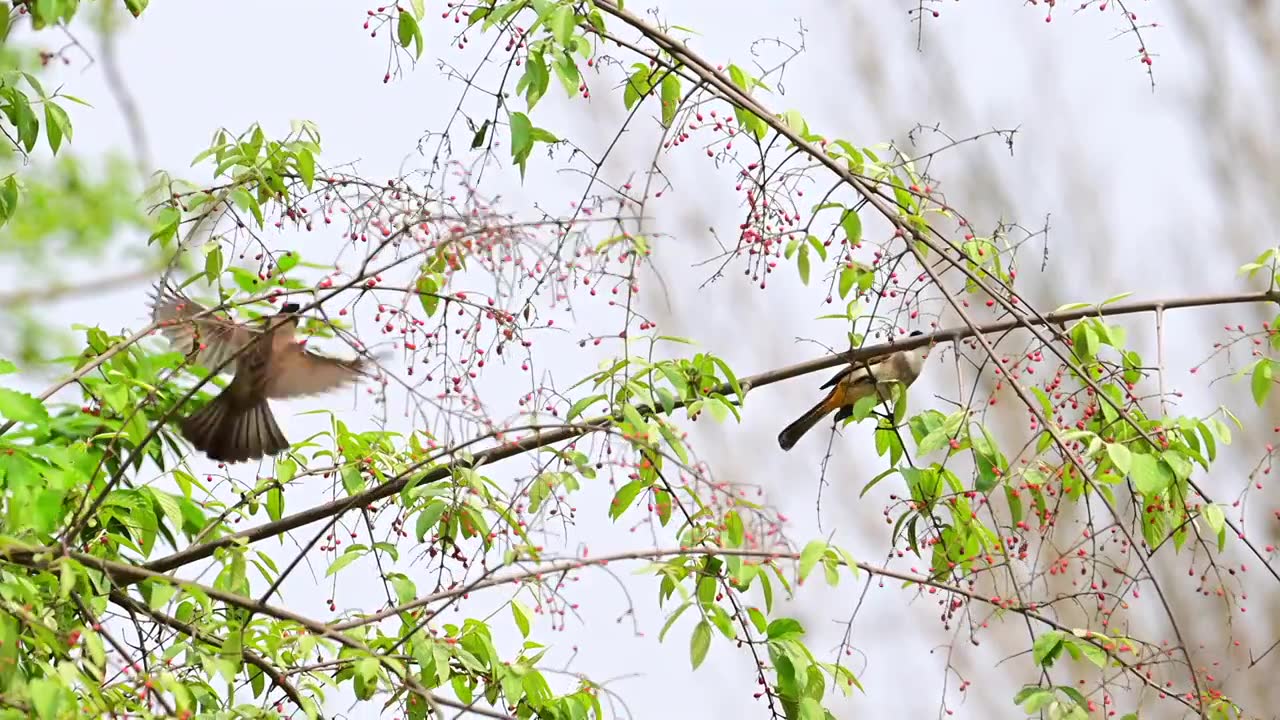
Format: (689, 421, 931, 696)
(1238, 246, 1279, 283)
(621, 60, 684, 127)
(500, 0, 597, 111)
(508, 110, 558, 177)
(173, 121, 324, 239)
(1251, 357, 1276, 406)
(1019, 630, 1133, 716)
(784, 234, 827, 285)
(397, 8, 425, 59)
(1129, 452, 1173, 496)
(689, 619, 711, 669)
(724, 63, 769, 141)
(0, 387, 49, 434)
(1, 70, 81, 156)
(0, 173, 18, 230)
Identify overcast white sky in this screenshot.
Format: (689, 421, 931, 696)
(9, 1, 1280, 717)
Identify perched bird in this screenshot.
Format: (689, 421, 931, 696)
(149, 283, 371, 463)
(777, 330, 928, 451)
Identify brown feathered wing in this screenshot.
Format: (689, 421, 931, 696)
(149, 283, 258, 374)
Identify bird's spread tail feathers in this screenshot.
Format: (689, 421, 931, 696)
(181, 393, 289, 463)
(777, 393, 841, 451)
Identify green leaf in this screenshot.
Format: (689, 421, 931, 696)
(566, 393, 606, 422)
(838, 266, 856, 299)
(325, 547, 364, 577)
(1129, 452, 1173, 496)
(798, 697, 824, 720)
(1015, 687, 1055, 712)
(798, 540, 825, 582)
(397, 11, 425, 59)
(29, 678, 63, 720)
(510, 111, 533, 176)
(549, 4, 575, 46)
(766, 617, 804, 641)
(553, 51, 580, 96)
(1203, 504, 1225, 535)
(470, 119, 490, 149)
(415, 501, 446, 541)
(0, 359, 16, 374)
(43, 102, 71, 154)
(1032, 631, 1064, 667)
(1106, 443, 1132, 474)
(840, 208, 862, 245)
(0, 174, 19, 229)
(660, 73, 680, 127)
(147, 581, 178, 611)
(295, 147, 315, 189)
(511, 599, 533, 638)
(689, 620, 710, 669)
(0, 388, 49, 431)
(1253, 358, 1274, 407)
(416, 274, 441, 317)
(609, 480, 644, 520)
(1073, 639, 1107, 668)
(266, 486, 284, 522)
(797, 245, 810, 285)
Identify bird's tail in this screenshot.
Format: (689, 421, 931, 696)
(777, 392, 841, 451)
(181, 392, 289, 463)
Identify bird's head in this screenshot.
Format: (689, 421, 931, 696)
(280, 302, 301, 314)
(908, 329, 929, 359)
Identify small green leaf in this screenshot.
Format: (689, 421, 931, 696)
(1015, 687, 1055, 712)
(1072, 638, 1107, 668)
(1032, 631, 1064, 667)
(798, 540, 825, 582)
(511, 599, 533, 638)
(0, 388, 49, 431)
(766, 617, 804, 641)
(1252, 358, 1274, 407)
(295, 147, 315, 189)
(325, 548, 364, 577)
(660, 73, 680, 127)
(0, 174, 19, 229)
(1130, 452, 1173, 496)
(44, 102, 71, 153)
(549, 4, 575, 46)
(689, 620, 711, 669)
(470, 119, 490, 149)
(840, 208, 862, 245)
(566, 393, 606, 422)
(397, 11, 424, 59)
(510, 111, 533, 176)
(1203, 504, 1225, 535)
(416, 274, 440, 317)
(415, 501, 447, 541)
(266, 486, 284, 522)
(1106, 443, 1131, 474)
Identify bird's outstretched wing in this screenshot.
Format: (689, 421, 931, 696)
(149, 283, 259, 374)
(265, 344, 371, 399)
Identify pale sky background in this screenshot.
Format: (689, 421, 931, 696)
(6, 1, 1280, 718)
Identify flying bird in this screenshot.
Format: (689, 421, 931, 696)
(777, 331, 928, 451)
(150, 283, 371, 463)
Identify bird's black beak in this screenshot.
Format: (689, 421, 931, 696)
(280, 303, 301, 314)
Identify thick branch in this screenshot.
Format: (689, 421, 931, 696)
(142, 288, 1280, 577)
